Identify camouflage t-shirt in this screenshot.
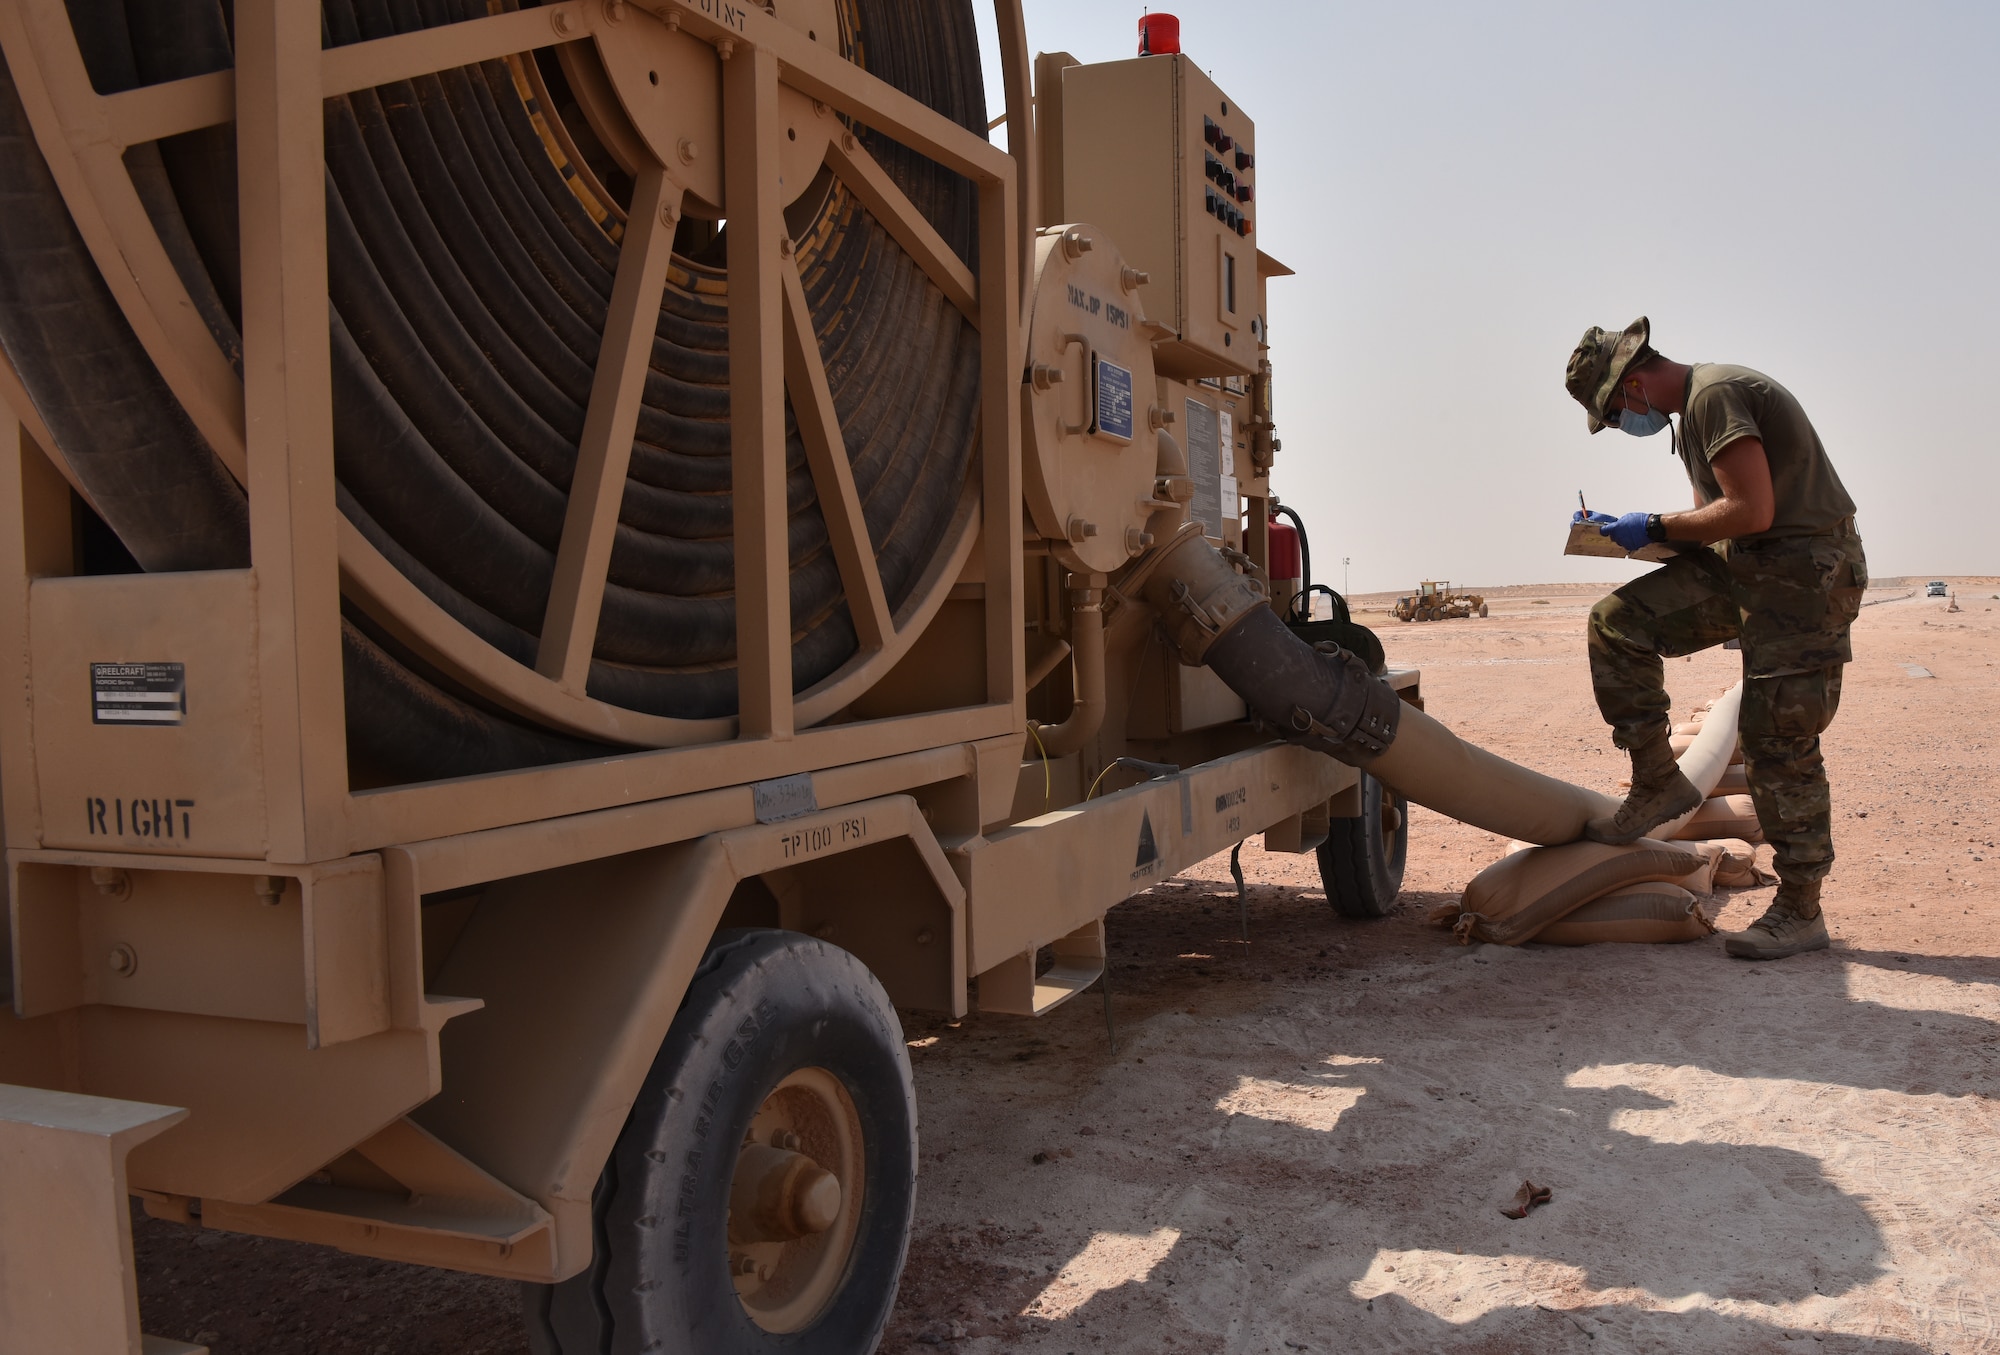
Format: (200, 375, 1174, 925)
(1676, 364, 1856, 542)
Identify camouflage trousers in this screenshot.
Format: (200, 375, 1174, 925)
(1587, 525, 1867, 888)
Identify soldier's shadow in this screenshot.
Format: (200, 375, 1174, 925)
(1045, 918, 1988, 1352)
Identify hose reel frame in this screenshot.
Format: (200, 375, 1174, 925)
(0, 0, 1032, 795)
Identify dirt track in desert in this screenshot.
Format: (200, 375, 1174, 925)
(135, 578, 2000, 1355)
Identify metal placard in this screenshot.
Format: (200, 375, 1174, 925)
(1184, 398, 1221, 538)
(90, 662, 186, 726)
(1093, 357, 1134, 441)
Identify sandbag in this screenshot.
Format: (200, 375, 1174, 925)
(1450, 839, 1709, 946)
(1714, 763, 1749, 796)
(1669, 731, 1696, 757)
(1709, 837, 1774, 888)
(1500, 837, 1720, 896)
(1534, 883, 1714, 946)
(1672, 794, 1763, 843)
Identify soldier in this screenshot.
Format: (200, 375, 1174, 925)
(1565, 318, 1866, 960)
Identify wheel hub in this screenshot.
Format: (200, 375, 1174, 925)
(727, 1067, 866, 1332)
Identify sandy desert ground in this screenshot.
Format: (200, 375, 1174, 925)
(135, 577, 2000, 1354)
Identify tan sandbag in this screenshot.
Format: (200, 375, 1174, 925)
(1499, 836, 1719, 894)
(1451, 839, 1708, 946)
(1673, 840, 1723, 895)
(1714, 763, 1749, 796)
(1672, 794, 1762, 843)
(1672, 721, 1703, 737)
(1669, 732, 1696, 757)
(1729, 740, 1744, 766)
(1534, 883, 1715, 946)
(1709, 838, 1775, 888)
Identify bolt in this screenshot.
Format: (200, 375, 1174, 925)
(253, 875, 286, 906)
(1031, 363, 1065, 391)
(716, 36, 736, 59)
(107, 943, 137, 977)
(661, 200, 679, 228)
(1060, 228, 1094, 261)
(89, 866, 131, 899)
(1126, 527, 1154, 554)
(677, 137, 699, 164)
(1066, 517, 1098, 543)
(604, 0, 627, 21)
(779, 237, 794, 257)
(841, 131, 858, 154)
(550, 6, 573, 34)
(1148, 404, 1176, 430)
(772, 1129, 801, 1150)
(1120, 265, 1150, 291)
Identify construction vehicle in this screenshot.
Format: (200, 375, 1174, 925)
(1393, 579, 1488, 622)
(0, 4, 1613, 1351)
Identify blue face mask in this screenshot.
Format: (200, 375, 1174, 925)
(1617, 395, 1669, 438)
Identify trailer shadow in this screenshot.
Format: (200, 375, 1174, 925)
(884, 876, 1996, 1354)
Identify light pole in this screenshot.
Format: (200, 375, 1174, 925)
(1343, 556, 1351, 596)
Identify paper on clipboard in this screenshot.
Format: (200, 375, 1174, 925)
(1564, 520, 1683, 564)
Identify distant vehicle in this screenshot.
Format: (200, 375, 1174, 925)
(1393, 579, 1488, 622)
(1927, 581, 1948, 597)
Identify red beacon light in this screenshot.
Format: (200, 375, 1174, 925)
(1138, 13, 1180, 55)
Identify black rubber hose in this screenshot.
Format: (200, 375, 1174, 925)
(1202, 606, 1403, 766)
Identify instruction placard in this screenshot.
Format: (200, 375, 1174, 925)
(1093, 357, 1133, 441)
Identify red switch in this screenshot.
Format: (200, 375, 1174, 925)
(1139, 13, 1180, 55)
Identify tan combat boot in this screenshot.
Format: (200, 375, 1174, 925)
(1723, 880, 1829, 960)
(1584, 732, 1703, 845)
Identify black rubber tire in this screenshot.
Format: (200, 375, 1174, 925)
(524, 928, 918, 1355)
(1317, 773, 1408, 919)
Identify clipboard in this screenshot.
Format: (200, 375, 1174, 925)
(1564, 520, 1684, 564)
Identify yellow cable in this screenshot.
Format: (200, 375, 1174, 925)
(1085, 761, 1118, 801)
(1025, 722, 1051, 812)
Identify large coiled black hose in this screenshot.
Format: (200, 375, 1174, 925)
(0, 0, 986, 781)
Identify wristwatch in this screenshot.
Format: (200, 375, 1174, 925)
(1645, 513, 1667, 543)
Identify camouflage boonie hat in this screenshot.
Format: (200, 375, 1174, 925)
(1565, 316, 1653, 433)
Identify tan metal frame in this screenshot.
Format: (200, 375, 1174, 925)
(0, 0, 1027, 861)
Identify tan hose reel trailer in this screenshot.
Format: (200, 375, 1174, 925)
(0, 3, 1499, 1350)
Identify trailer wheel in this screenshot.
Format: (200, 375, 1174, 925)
(526, 929, 917, 1355)
(1317, 774, 1408, 918)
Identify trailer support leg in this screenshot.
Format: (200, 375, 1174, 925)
(0, 1084, 203, 1354)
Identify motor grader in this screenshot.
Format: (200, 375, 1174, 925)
(0, 4, 1608, 1351)
(1392, 579, 1488, 622)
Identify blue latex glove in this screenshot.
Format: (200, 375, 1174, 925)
(1597, 511, 1653, 551)
(1571, 509, 1618, 529)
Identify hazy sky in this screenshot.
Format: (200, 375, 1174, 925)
(974, 2, 1997, 592)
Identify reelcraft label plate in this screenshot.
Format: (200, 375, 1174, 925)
(1093, 357, 1134, 441)
(91, 661, 186, 725)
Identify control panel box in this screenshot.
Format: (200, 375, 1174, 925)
(1057, 54, 1257, 380)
